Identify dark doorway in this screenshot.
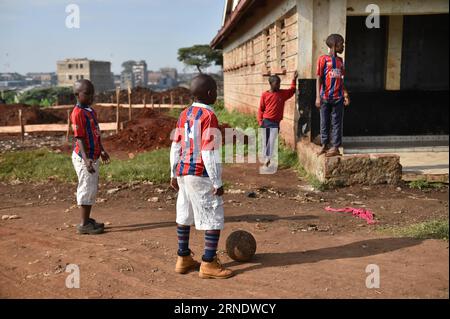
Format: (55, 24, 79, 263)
(341, 14, 449, 137)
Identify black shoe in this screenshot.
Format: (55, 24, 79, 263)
(77, 220, 104, 235)
(89, 218, 105, 228)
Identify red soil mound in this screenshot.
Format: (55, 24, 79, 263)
(0, 104, 64, 126)
(102, 109, 177, 153)
(102, 108, 232, 154)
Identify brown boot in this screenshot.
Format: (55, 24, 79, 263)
(175, 251, 200, 274)
(199, 256, 234, 279)
(325, 147, 341, 157)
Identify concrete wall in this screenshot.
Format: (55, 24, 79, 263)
(57, 59, 90, 87)
(222, 0, 299, 147)
(89, 61, 114, 93)
(57, 59, 113, 93)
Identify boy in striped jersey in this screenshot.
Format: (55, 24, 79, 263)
(316, 34, 351, 157)
(71, 80, 110, 235)
(170, 74, 233, 279)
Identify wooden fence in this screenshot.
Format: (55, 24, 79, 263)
(0, 87, 188, 142)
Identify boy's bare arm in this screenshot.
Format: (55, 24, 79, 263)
(98, 137, 111, 164)
(169, 141, 181, 191)
(343, 83, 350, 106)
(315, 77, 322, 108)
(75, 138, 95, 173)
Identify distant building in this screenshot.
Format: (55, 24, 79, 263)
(132, 61, 148, 87)
(113, 74, 121, 88)
(147, 71, 162, 86)
(119, 60, 148, 89)
(160, 67, 178, 81)
(147, 68, 179, 91)
(26, 72, 57, 86)
(120, 71, 134, 89)
(56, 58, 114, 92)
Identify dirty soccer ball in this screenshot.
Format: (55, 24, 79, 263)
(226, 230, 257, 262)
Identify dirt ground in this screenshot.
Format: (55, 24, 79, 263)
(0, 104, 448, 298)
(0, 161, 448, 299)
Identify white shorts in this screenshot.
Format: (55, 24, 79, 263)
(72, 152, 100, 206)
(176, 175, 224, 230)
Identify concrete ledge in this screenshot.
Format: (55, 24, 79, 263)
(296, 140, 402, 186)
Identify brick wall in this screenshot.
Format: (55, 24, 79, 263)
(222, 8, 299, 148)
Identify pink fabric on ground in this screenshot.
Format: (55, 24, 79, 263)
(324, 206, 376, 225)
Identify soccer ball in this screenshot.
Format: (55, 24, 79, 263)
(225, 230, 257, 262)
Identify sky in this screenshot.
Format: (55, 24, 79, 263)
(0, 0, 225, 74)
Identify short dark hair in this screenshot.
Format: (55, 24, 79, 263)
(269, 75, 280, 84)
(326, 34, 344, 49)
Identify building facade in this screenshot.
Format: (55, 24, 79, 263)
(57, 58, 114, 92)
(211, 0, 449, 148)
(132, 61, 148, 88)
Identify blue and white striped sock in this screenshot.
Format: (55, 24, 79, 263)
(177, 225, 191, 256)
(203, 230, 220, 262)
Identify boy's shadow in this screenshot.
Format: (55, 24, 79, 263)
(105, 213, 318, 233)
(223, 237, 423, 275)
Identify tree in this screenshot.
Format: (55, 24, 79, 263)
(177, 45, 223, 73)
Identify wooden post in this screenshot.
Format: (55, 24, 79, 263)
(18, 109, 24, 142)
(143, 96, 146, 108)
(66, 110, 71, 142)
(170, 92, 174, 107)
(128, 86, 132, 121)
(116, 87, 120, 133)
(159, 97, 162, 112)
(151, 95, 154, 108)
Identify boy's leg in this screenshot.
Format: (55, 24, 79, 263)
(175, 176, 199, 274)
(80, 205, 92, 226)
(319, 101, 331, 152)
(175, 176, 195, 232)
(185, 176, 233, 279)
(261, 119, 279, 166)
(203, 230, 220, 262)
(177, 224, 191, 256)
(71, 154, 102, 234)
(330, 100, 344, 149)
(260, 120, 270, 164)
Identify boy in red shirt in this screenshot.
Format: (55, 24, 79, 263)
(71, 79, 110, 235)
(258, 71, 298, 167)
(316, 34, 350, 157)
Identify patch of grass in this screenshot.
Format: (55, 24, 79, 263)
(278, 143, 299, 169)
(222, 180, 232, 189)
(382, 219, 449, 241)
(102, 149, 170, 183)
(167, 107, 183, 119)
(296, 164, 329, 191)
(409, 179, 447, 190)
(0, 149, 76, 182)
(216, 108, 259, 130)
(0, 148, 170, 184)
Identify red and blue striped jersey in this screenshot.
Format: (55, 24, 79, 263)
(317, 55, 345, 102)
(173, 103, 220, 177)
(71, 104, 102, 160)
